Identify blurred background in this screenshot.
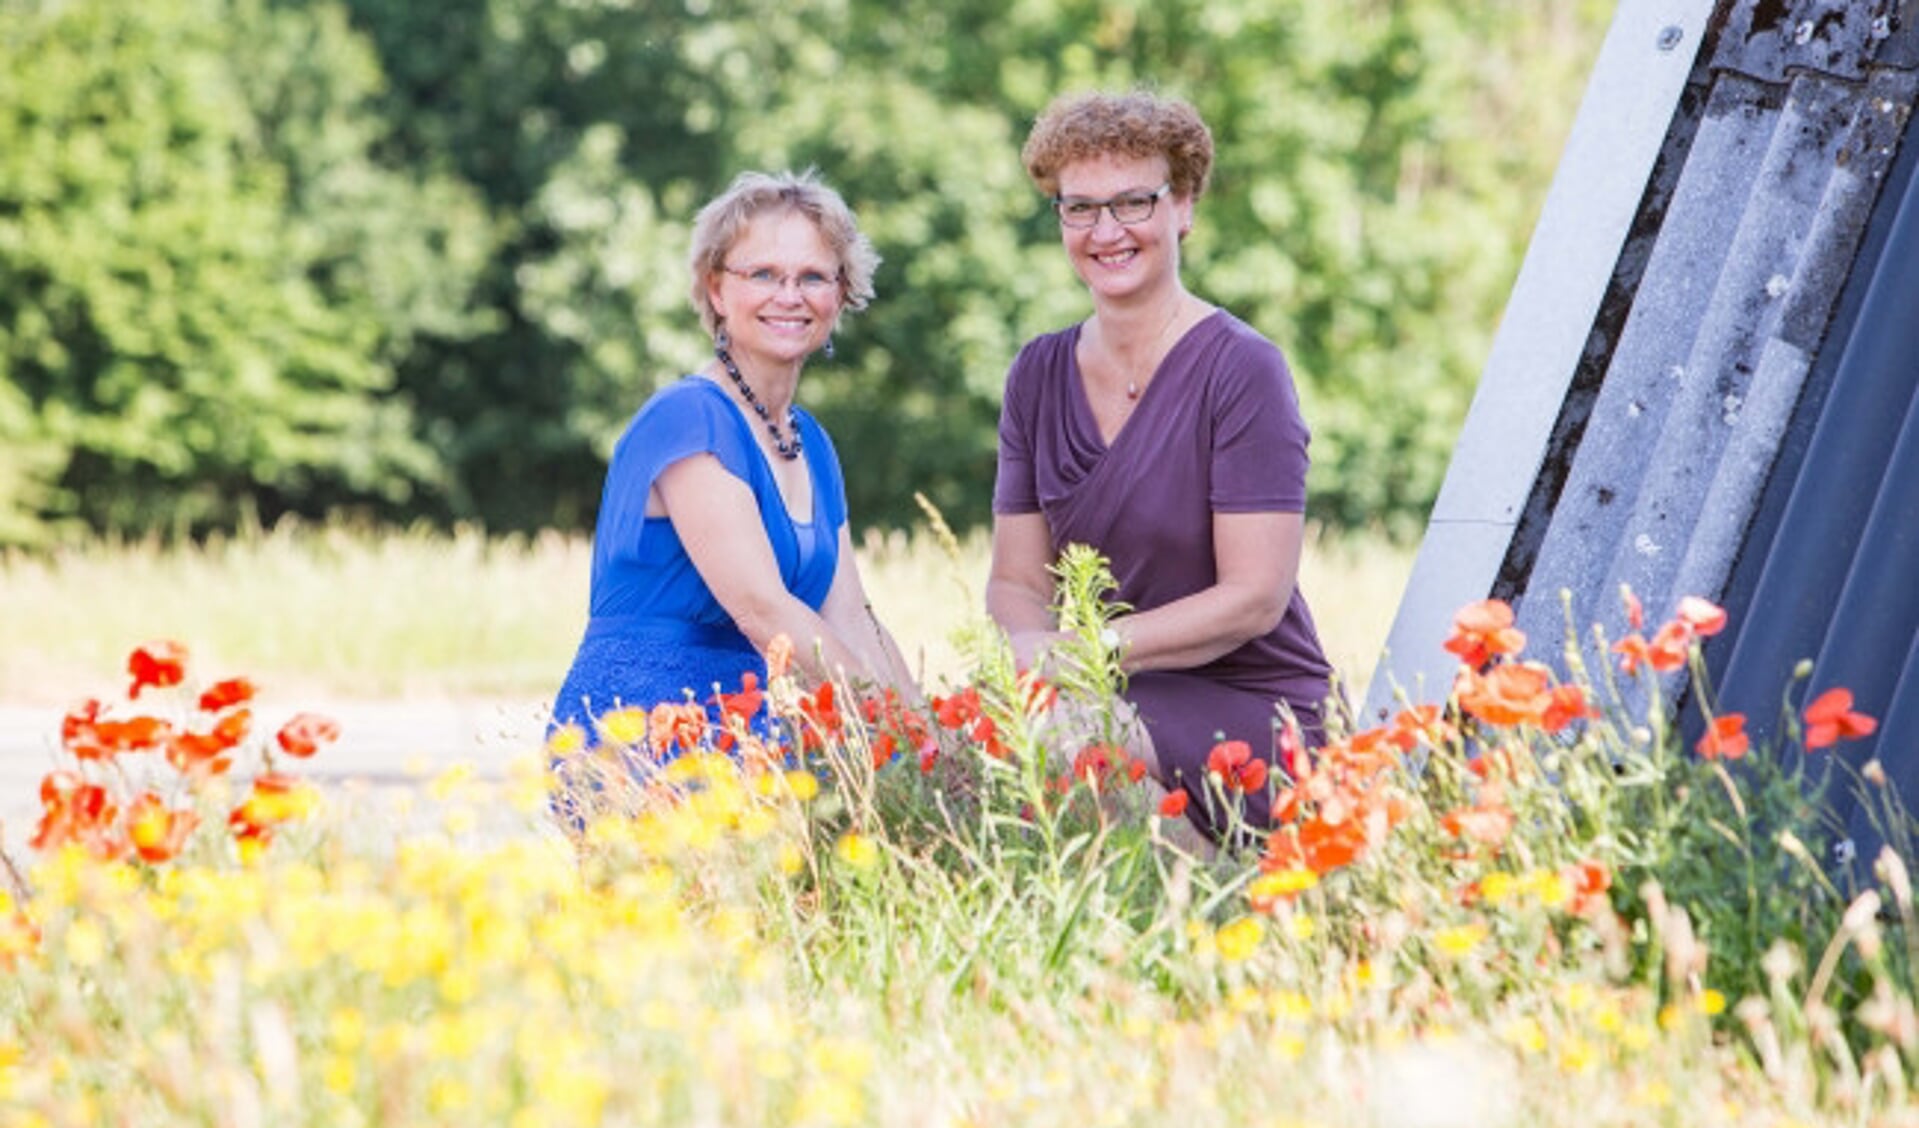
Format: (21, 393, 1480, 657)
(0, 0, 1611, 701)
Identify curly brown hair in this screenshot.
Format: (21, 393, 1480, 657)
(1021, 90, 1214, 201)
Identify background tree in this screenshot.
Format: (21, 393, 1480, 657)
(0, 0, 1610, 544)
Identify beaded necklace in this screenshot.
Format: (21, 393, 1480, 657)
(716, 345, 803, 461)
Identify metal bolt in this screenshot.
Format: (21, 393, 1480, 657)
(1656, 25, 1684, 52)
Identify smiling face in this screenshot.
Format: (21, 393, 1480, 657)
(707, 209, 843, 371)
(1053, 153, 1193, 306)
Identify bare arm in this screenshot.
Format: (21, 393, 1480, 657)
(985, 511, 1066, 668)
(1107, 511, 1304, 673)
(818, 525, 922, 701)
(655, 454, 867, 684)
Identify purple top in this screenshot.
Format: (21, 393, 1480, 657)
(994, 309, 1333, 717)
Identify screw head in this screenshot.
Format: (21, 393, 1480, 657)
(1657, 25, 1684, 52)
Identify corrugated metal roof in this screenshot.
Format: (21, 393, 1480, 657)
(1374, 0, 1919, 812)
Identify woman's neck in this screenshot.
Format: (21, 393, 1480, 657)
(1089, 285, 1193, 368)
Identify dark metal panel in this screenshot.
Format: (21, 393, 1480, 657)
(1712, 0, 1919, 84)
(1714, 141, 1919, 752)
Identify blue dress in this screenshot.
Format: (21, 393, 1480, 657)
(550, 376, 847, 736)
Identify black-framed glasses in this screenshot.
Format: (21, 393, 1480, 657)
(720, 263, 842, 297)
(1052, 183, 1172, 229)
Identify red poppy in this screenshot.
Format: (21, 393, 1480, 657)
(1540, 684, 1596, 733)
(1565, 858, 1612, 917)
(1019, 671, 1059, 716)
(917, 739, 940, 775)
(276, 712, 341, 759)
(1072, 743, 1120, 785)
(797, 682, 843, 750)
(1206, 740, 1268, 792)
(29, 770, 125, 860)
(1441, 598, 1527, 669)
(1803, 687, 1877, 750)
(1675, 596, 1727, 637)
(128, 641, 188, 699)
(128, 792, 199, 864)
(198, 677, 257, 714)
(1695, 713, 1750, 760)
(1157, 790, 1190, 818)
(644, 703, 707, 756)
(1621, 585, 1645, 632)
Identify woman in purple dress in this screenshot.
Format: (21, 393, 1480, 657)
(987, 91, 1335, 837)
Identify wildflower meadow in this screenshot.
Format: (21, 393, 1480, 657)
(4, 541, 1918, 1127)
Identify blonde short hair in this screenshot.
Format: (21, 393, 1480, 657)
(687, 169, 880, 338)
(1021, 90, 1214, 201)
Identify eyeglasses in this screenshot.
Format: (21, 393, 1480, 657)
(1052, 183, 1172, 229)
(720, 263, 842, 297)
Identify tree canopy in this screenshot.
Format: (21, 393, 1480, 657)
(0, 0, 1610, 544)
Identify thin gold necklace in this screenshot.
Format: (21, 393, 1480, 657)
(1120, 300, 1185, 401)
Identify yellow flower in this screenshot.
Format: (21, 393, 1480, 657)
(777, 842, 807, 876)
(63, 918, 107, 968)
(835, 832, 880, 871)
(1248, 868, 1318, 902)
(1288, 913, 1316, 941)
(1499, 1016, 1547, 1054)
(323, 1055, 356, 1095)
(594, 708, 648, 748)
(428, 762, 476, 802)
(330, 1008, 366, 1052)
(785, 770, 821, 802)
(1432, 922, 1488, 958)
(1695, 989, 1727, 1016)
(1558, 1036, 1597, 1074)
(545, 724, 587, 758)
(1269, 990, 1312, 1022)
(1215, 916, 1264, 962)
(1479, 871, 1517, 904)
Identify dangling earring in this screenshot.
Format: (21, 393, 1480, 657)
(823, 335, 836, 361)
(714, 323, 730, 353)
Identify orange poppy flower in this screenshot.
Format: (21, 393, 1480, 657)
(275, 712, 341, 759)
(1440, 799, 1515, 847)
(1441, 598, 1527, 669)
(1803, 687, 1877, 750)
(1456, 662, 1555, 728)
(1695, 713, 1749, 760)
(1072, 743, 1122, 785)
(128, 640, 188, 699)
(1158, 789, 1190, 818)
(128, 792, 200, 864)
(1564, 858, 1612, 917)
(766, 634, 795, 679)
(1019, 671, 1059, 715)
(647, 703, 708, 756)
(197, 677, 257, 714)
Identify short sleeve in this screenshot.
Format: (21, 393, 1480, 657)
(993, 342, 1043, 514)
(595, 379, 758, 556)
(1210, 335, 1311, 513)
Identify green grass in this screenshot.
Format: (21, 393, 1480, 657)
(0, 521, 1415, 705)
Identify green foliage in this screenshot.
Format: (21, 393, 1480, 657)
(0, 0, 491, 539)
(0, 0, 1610, 541)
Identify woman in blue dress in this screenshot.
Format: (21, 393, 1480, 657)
(551, 170, 917, 757)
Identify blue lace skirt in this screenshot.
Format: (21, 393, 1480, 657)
(549, 614, 767, 734)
